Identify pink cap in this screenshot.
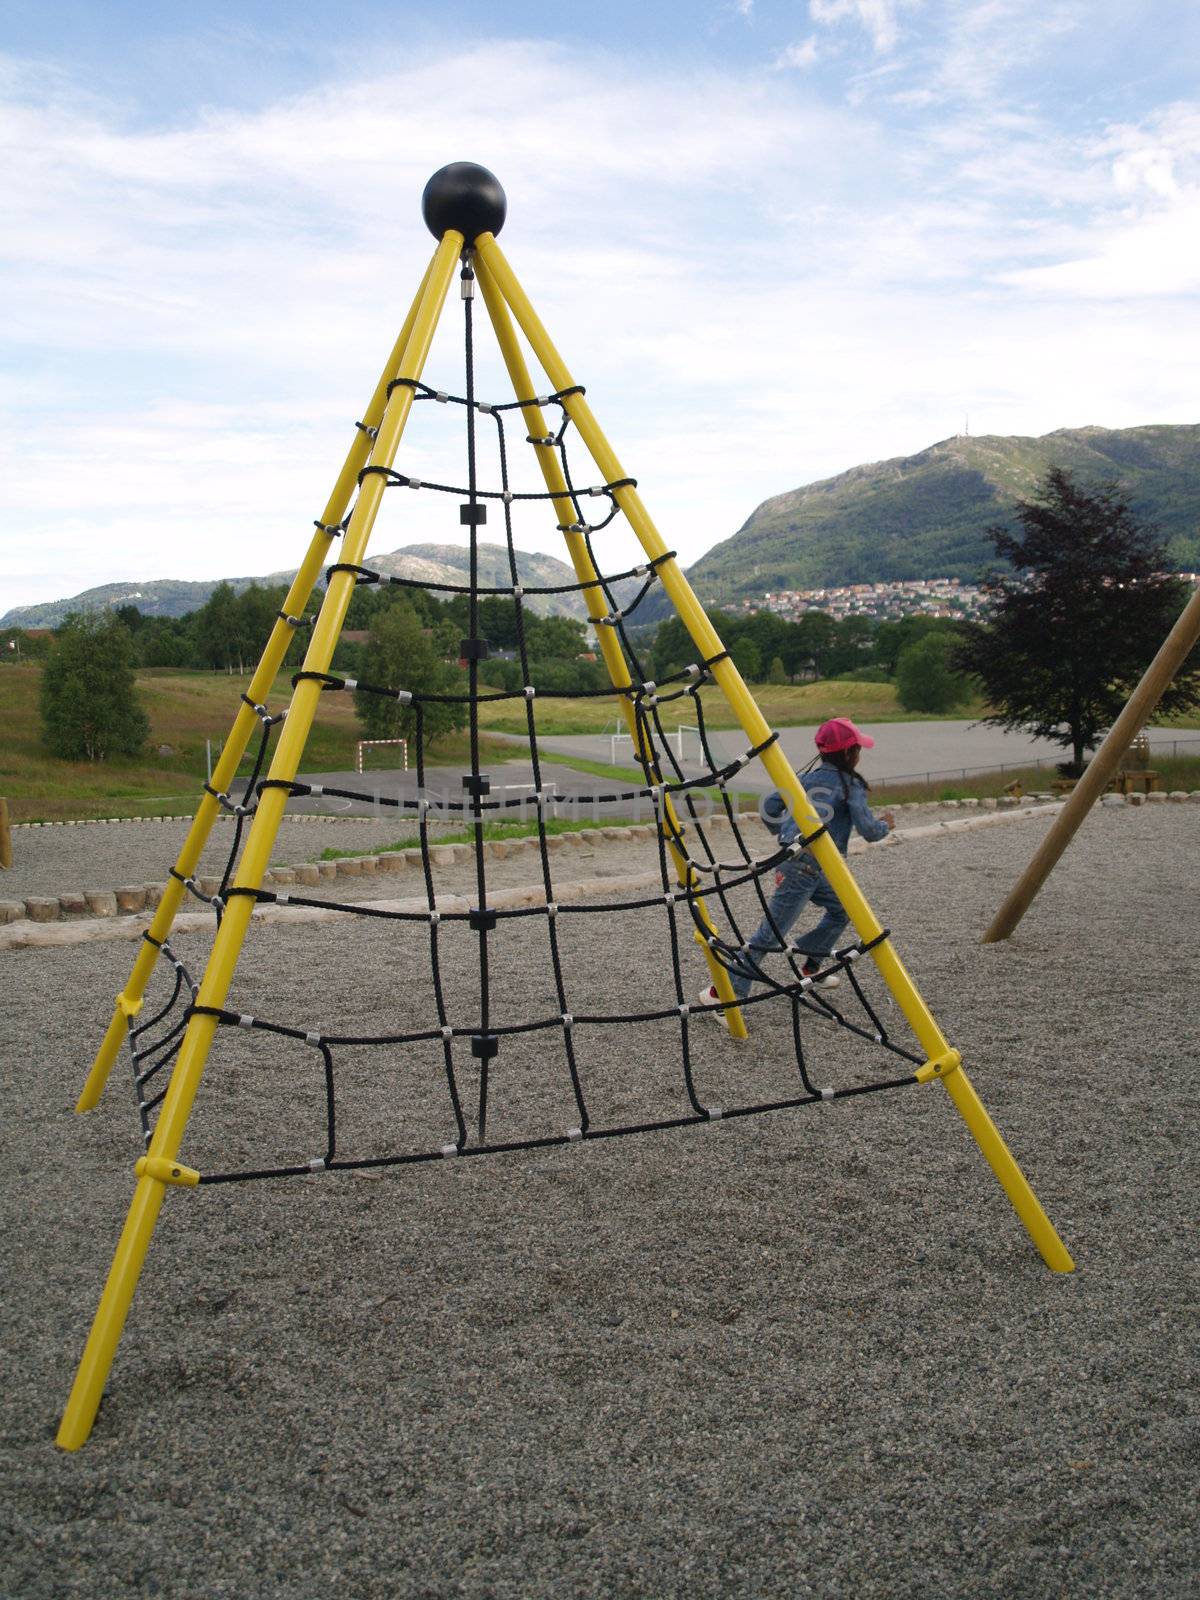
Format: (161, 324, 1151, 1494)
(814, 717, 875, 753)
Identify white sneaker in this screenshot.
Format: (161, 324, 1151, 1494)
(801, 961, 840, 990)
(697, 983, 732, 1030)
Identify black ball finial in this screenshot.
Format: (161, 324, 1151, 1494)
(421, 163, 507, 242)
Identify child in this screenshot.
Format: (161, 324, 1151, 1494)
(699, 717, 894, 1016)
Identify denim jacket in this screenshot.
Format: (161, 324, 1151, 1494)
(764, 762, 890, 857)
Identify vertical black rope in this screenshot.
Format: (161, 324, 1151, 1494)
(490, 406, 589, 1133)
(415, 700, 468, 1150)
(638, 702, 705, 1117)
(461, 250, 494, 1140)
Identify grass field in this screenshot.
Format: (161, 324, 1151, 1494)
(2, 663, 1197, 823)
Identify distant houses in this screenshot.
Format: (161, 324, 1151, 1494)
(740, 576, 990, 623)
(736, 570, 1200, 624)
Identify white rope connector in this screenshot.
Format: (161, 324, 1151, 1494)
(706, 1107, 724, 1120)
(441, 1025, 453, 1042)
(305, 1031, 322, 1048)
(408, 476, 422, 490)
(524, 685, 536, 699)
(440, 1144, 458, 1158)
(308, 1157, 327, 1171)
(545, 902, 558, 919)
(395, 689, 413, 705)
(342, 678, 357, 691)
(561, 1013, 574, 1030)
(686, 663, 701, 677)
(677, 1003, 690, 1018)
(428, 910, 440, 926)
(275, 891, 289, 905)
(820, 1087, 835, 1101)
(511, 584, 523, 599)
(567, 1126, 583, 1142)
(237, 1014, 255, 1030)
(502, 490, 514, 504)
(435, 390, 448, 403)
(309, 784, 324, 797)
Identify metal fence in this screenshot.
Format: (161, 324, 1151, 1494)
(878, 736, 1200, 795)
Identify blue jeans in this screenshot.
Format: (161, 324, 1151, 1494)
(728, 858, 848, 999)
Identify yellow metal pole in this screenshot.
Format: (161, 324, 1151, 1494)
(473, 253, 746, 1037)
(984, 584, 1200, 943)
(76, 251, 443, 1113)
(475, 232, 1073, 1272)
(57, 232, 463, 1451)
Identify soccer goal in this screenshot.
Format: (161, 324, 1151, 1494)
(355, 737, 408, 773)
(56, 163, 1073, 1452)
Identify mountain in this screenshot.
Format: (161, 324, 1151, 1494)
(1, 543, 608, 629)
(679, 423, 1200, 611)
(10, 425, 1199, 630)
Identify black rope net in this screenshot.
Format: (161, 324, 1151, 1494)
(128, 254, 924, 1184)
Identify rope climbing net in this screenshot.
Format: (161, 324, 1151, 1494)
(125, 259, 926, 1187)
(57, 176, 1072, 1455)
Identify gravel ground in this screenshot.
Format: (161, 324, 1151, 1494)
(0, 796, 1029, 908)
(1, 803, 1197, 1598)
(0, 815, 445, 903)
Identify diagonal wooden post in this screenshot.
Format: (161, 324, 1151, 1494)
(984, 585, 1200, 944)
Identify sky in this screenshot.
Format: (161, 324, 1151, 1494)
(2, 0, 1198, 614)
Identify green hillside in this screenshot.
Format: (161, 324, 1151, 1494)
(684, 423, 1200, 608)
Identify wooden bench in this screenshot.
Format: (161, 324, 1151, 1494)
(1051, 769, 1161, 798)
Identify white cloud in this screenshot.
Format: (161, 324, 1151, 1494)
(775, 37, 820, 70)
(809, 0, 918, 54)
(930, 0, 1085, 104)
(1, 35, 1197, 614)
(1001, 104, 1200, 298)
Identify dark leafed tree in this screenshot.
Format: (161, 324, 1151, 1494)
(355, 597, 467, 748)
(895, 629, 974, 714)
(957, 467, 1200, 773)
(40, 612, 150, 761)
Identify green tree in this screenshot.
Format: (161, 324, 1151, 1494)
(194, 582, 241, 671)
(355, 600, 467, 749)
(729, 636, 762, 681)
(957, 468, 1200, 772)
(787, 611, 837, 678)
(40, 612, 149, 761)
(874, 615, 955, 677)
(895, 630, 974, 713)
(767, 655, 788, 684)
